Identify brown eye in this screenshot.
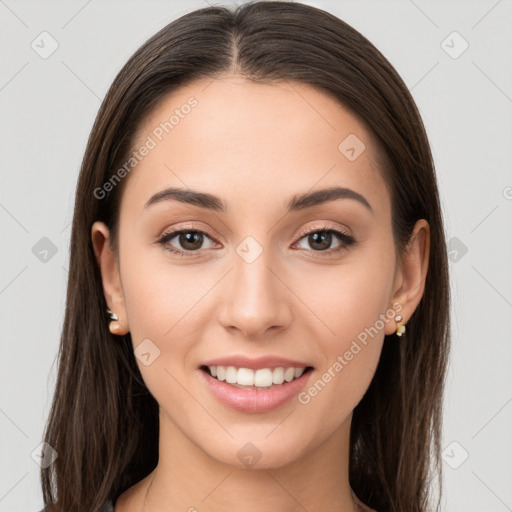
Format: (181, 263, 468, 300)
(294, 225, 355, 256)
(307, 231, 333, 251)
(157, 229, 217, 256)
(175, 231, 204, 251)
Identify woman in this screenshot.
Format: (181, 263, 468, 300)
(40, 2, 450, 511)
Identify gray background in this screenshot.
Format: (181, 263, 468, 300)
(1, 0, 511, 510)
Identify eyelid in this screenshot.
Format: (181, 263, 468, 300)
(294, 222, 353, 241)
(157, 223, 217, 241)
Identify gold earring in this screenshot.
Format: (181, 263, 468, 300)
(106, 308, 126, 335)
(395, 314, 406, 337)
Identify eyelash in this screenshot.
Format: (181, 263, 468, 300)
(156, 223, 355, 258)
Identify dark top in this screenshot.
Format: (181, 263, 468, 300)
(101, 501, 114, 512)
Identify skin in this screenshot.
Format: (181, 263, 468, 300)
(92, 74, 429, 512)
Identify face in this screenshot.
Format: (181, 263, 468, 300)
(94, 74, 417, 470)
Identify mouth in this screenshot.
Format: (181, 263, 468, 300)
(200, 364, 314, 390)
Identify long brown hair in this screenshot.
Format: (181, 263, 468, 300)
(41, 2, 450, 511)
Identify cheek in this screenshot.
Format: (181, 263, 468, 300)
(294, 246, 395, 415)
(118, 251, 206, 416)
(119, 235, 209, 342)
(117, 238, 208, 394)
(296, 245, 395, 348)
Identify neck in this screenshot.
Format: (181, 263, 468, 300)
(139, 408, 361, 512)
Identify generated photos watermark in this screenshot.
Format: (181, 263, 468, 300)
(297, 302, 402, 405)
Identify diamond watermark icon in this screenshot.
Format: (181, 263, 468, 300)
(31, 31, 59, 59)
(134, 338, 161, 366)
(236, 236, 263, 264)
(31, 442, 58, 468)
(442, 441, 469, 469)
(237, 442, 262, 468)
(338, 133, 366, 161)
(32, 237, 58, 263)
(441, 31, 469, 59)
(447, 236, 468, 263)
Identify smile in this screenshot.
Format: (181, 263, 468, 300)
(199, 364, 314, 413)
(203, 365, 311, 389)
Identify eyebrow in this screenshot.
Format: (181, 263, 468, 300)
(144, 186, 373, 214)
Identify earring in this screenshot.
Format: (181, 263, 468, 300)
(395, 314, 406, 337)
(106, 308, 118, 321)
(106, 308, 126, 335)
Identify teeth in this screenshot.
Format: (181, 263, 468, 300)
(216, 366, 226, 381)
(206, 365, 306, 388)
(284, 367, 295, 382)
(254, 368, 273, 387)
(272, 367, 284, 385)
(226, 366, 237, 384)
(237, 367, 255, 386)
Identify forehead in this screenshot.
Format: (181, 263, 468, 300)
(122, 75, 390, 219)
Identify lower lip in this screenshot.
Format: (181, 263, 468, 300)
(199, 368, 313, 413)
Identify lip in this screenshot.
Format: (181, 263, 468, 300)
(201, 355, 310, 370)
(198, 365, 314, 413)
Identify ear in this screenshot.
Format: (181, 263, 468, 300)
(91, 221, 129, 334)
(385, 219, 430, 335)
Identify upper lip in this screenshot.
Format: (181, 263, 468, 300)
(201, 355, 312, 371)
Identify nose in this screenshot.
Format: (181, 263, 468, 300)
(217, 244, 293, 339)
